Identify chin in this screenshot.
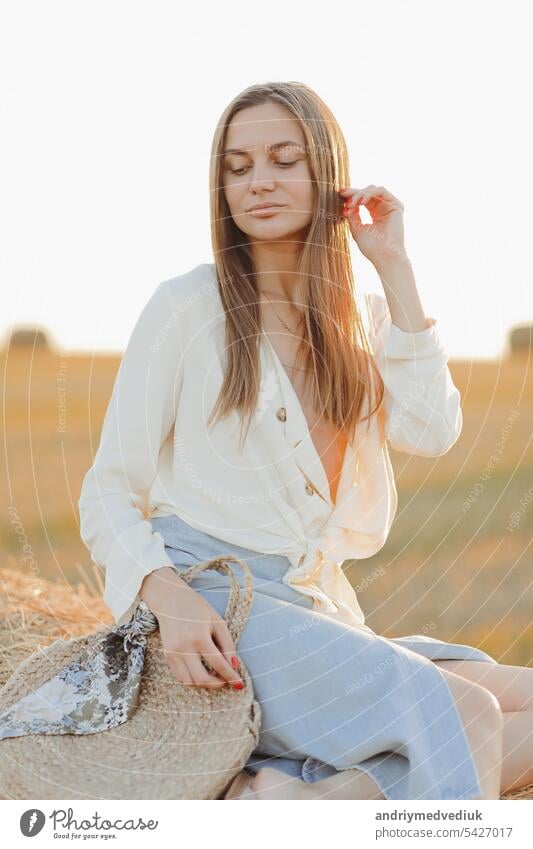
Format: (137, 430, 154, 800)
(247, 218, 310, 238)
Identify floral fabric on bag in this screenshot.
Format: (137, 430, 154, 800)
(0, 601, 158, 739)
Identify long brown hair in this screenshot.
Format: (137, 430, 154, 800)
(207, 81, 385, 451)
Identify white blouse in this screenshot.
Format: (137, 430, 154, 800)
(78, 262, 462, 629)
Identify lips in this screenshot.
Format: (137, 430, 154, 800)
(247, 204, 287, 217)
(247, 203, 286, 211)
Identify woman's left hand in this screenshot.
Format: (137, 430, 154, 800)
(339, 185, 408, 268)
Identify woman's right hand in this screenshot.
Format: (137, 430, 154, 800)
(140, 567, 244, 690)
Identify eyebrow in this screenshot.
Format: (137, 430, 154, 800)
(222, 140, 305, 155)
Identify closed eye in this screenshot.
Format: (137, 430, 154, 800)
(230, 161, 298, 176)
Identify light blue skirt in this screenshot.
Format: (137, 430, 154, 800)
(150, 513, 498, 800)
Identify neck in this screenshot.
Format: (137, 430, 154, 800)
(250, 243, 307, 308)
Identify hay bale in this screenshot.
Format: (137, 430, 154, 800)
(4, 327, 51, 351)
(0, 566, 531, 800)
(0, 565, 112, 689)
(508, 324, 533, 355)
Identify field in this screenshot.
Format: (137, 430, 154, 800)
(1, 348, 532, 666)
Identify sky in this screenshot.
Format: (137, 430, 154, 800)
(1, 0, 532, 360)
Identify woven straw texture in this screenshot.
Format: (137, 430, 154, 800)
(0, 557, 261, 800)
(0, 565, 530, 800)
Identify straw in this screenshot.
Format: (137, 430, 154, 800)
(0, 564, 111, 689)
(0, 565, 530, 800)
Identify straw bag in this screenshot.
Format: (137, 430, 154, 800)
(0, 554, 261, 800)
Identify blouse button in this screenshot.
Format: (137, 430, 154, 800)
(304, 482, 314, 496)
(276, 406, 287, 422)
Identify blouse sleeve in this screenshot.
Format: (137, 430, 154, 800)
(78, 279, 185, 627)
(366, 292, 463, 456)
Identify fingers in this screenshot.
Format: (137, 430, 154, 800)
(164, 643, 240, 689)
(159, 613, 245, 691)
(165, 654, 194, 686)
(342, 186, 378, 212)
(200, 634, 244, 688)
(340, 186, 369, 208)
(186, 653, 233, 689)
(339, 185, 403, 211)
(211, 618, 241, 672)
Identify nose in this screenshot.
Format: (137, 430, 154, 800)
(247, 162, 276, 193)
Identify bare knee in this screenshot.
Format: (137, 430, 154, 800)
(461, 685, 504, 799)
(468, 684, 503, 726)
(461, 686, 504, 759)
(443, 672, 504, 739)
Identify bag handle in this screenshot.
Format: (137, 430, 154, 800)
(176, 554, 254, 645)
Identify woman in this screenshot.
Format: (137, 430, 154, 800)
(78, 82, 533, 800)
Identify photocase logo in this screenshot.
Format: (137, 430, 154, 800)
(20, 808, 46, 836)
(17, 806, 159, 837)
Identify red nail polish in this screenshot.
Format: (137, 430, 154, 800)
(233, 681, 244, 690)
(231, 656, 239, 668)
